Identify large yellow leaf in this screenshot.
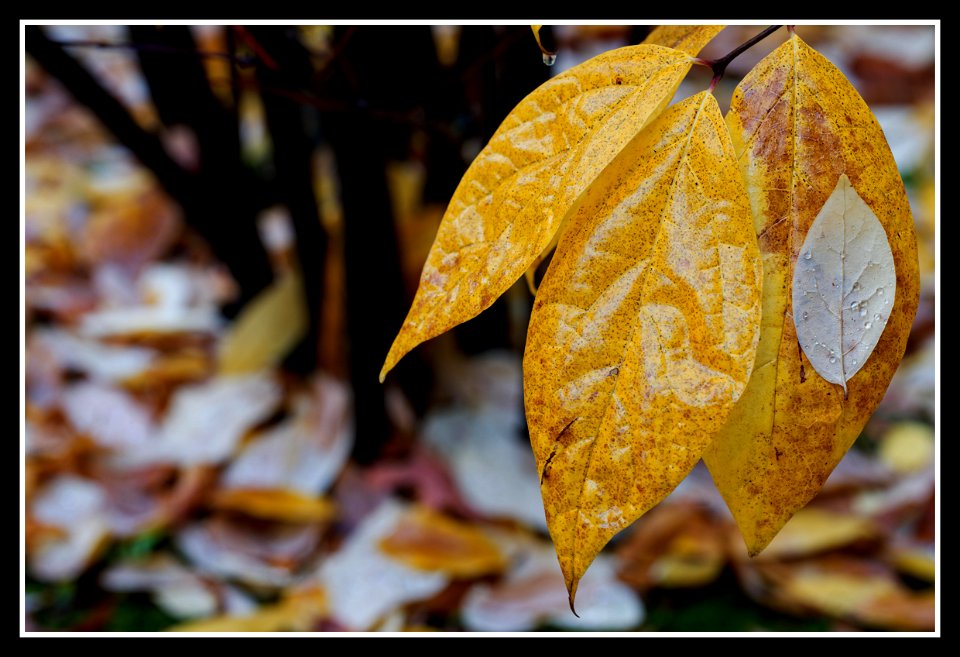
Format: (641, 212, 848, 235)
(704, 33, 920, 555)
(380, 45, 695, 381)
(643, 25, 725, 56)
(524, 90, 762, 604)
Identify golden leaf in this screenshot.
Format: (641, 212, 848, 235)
(170, 587, 327, 632)
(754, 558, 935, 631)
(381, 45, 695, 381)
(643, 25, 725, 56)
(753, 508, 881, 560)
(523, 90, 762, 604)
(792, 174, 896, 394)
(208, 488, 336, 524)
(217, 269, 307, 375)
(704, 33, 920, 555)
(378, 506, 506, 578)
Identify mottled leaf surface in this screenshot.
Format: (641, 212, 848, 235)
(524, 91, 761, 603)
(704, 34, 919, 555)
(643, 25, 725, 56)
(381, 45, 694, 380)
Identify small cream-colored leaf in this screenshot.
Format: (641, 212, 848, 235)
(792, 174, 896, 394)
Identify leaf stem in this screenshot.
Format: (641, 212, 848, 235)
(699, 25, 783, 87)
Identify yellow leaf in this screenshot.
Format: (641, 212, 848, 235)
(643, 25, 725, 56)
(792, 174, 896, 394)
(704, 34, 920, 555)
(378, 507, 506, 578)
(381, 45, 694, 381)
(754, 508, 881, 560)
(888, 545, 935, 582)
(217, 269, 307, 375)
(878, 421, 934, 473)
(784, 570, 899, 618)
(523, 90, 762, 603)
(208, 488, 336, 524)
(170, 587, 327, 632)
(745, 557, 934, 631)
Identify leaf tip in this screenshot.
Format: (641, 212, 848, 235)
(566, 578, 580, 617)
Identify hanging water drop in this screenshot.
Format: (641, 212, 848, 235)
(864, 321, 872, 330)
(829, 356, 837, 364)
(874, 313, 881, 321)
(850, 301, 859, 311)
(860, 308, 867, 318)
(851, 358, 858, 366)
(542, 52, 557, 66)
(804, 251, 812, 260)
(802, 311, 809, 320)
(877, 287, 885, 296)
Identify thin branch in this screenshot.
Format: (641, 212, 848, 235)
(25, 26, 195, 204)
(41, 37, 257, 67)
(696, 25, 783, 86)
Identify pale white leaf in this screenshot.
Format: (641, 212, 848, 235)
(29, 476, 110, 582)
(113, 373, 282, 468)
(792, 174, 897, 393)
(460, 539, 643, 631)
(317, 501, 449, 630)
(61, 382, 155, 449)
(222, 375, 352, 495)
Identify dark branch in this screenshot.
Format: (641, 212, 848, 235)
(698, 25, 783, 86)
(39, 37, 256, 67)
(25, 25, 195, 204)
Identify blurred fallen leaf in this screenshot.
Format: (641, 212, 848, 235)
(460, 540, 643, 631)
(28, 476, 111, 582)
(878, 422, 934, 474)
(113, 373, 282, 468)
(217, 269, 307, 375)
(176, 516, 321, 589)
(379, 506, 505, 578)
(61, 381, 155, 450)
(751, 508, 883, 561)
(209, 489, 335, 524)
(886, 542, 935, 583)
(170, 587, 327, 632)
(317, 501, 450, 630)
(744, 557, 934, 631)
(101, 553, 225, 619)
(221, 375, 352, 495)
(616, 502, 721, 591)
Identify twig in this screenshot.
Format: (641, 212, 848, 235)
(41, 37, 256, 67)
(25, 26, 195, 203)
(696, 25, 783, 87)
